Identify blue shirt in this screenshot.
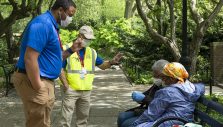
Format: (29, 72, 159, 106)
(16, 11, 62, 79)
(62, 48, 103, 68)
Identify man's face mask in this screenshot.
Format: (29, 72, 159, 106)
(59, 11, 72, 27)
(81, 39, 91, 47)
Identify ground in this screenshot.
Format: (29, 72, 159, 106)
(0, 66, 222, 127)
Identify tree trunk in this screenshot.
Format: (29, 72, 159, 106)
(124, 0, 134, 19)
(189, 24, 205, 75)
(168, 0, 176, 41)
(0, 14, 18, 37)
(130, 3, 137, 17)
(156, 0, 162, 35)
(188, 0, 223, 75)
(0, 0, 44, 37)
(5, 26, 14, 64)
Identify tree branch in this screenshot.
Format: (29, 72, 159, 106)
(0, 13, 18, 36)
(131, 3, 137, 17)
(0, 0, 44, 36)
(189, 0, 203, 24)
(211, 0, 219, 4)
(198, 0, 223, 34)
(145, 0, 153, 10)
(37, 0, 43, 15)
(0, 13, 4, 21)
(0, 2, 10, 5)
(205, 0, 223, 26)
(135, 0, 180, 60)
(48, 0, 55, 10)
(8, 0, 18, 10)
(167, 0, 176, 41)
(21, 0, 26, 9)
(136, 0, 168, 42)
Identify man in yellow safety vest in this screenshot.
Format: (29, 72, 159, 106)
(59, 25, 122, 127)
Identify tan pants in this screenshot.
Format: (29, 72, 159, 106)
(60, 87, 91, 127)
(12, 72, 55, 127)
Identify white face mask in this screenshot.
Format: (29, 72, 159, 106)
(81, 39, 91, 47)
(162, 81, 167, 87)
(153, 78, 163, 86)
(60, 12, 72, 27)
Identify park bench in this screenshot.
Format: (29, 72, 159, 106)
(1, 64, 15, 96)
(152, 95, 223, 127)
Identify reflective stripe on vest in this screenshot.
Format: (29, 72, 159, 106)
(64, 44, 96, 90)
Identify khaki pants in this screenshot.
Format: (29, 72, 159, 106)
(12, 72, 55, 127)
(60, 87, 91, 127)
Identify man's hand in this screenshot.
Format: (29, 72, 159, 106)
(35, 81, 46, 91)
(110, 52, 123, 65)
(63, 84, 69, 92)
(70, 38, 83, 52)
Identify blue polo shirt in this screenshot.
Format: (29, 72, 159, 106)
(62, 48, 103, 68)
(16, 11, 62, 79)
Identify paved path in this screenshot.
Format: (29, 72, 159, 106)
(0, 67, 145, 127)
(0, 66, 222, 127)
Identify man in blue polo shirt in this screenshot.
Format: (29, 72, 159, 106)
(12, 0, 79, 127)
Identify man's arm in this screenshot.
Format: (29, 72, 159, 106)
(62, 48, 74, 60)
(59, 69, 69, 91)
(97, 52, 123, 70)
(24, 47, 44, 91)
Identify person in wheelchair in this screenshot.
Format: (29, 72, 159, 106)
(117, 59, 169, 127)
(119, 62, 205, 127)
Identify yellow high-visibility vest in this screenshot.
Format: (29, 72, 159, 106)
(64, 44, 97, 90)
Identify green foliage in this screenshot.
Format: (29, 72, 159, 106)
(90, 18, 143, 58)
(196, 95, 223, 126)
(59, 29, 78, 45)
(0, 0, 13, 18)
(123, 67, 154, 85)
(73, 0, 124, 26)
(75, 0, 102, 22)
(1, 0, 222, 87)
(0, 39, 7, 64)
(0, 39, 9, 80)
(190, 55, 210, 83)
(89, 17, 174, 84)
(101, 0, 125, 19)
(135, 73, 154, 85)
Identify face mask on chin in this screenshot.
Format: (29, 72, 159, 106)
(59, 11, 73, 27)
(153, 78, 162, 86)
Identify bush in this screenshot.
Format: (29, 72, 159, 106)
(190, 55, 210, 83)
(59, 17, 211, 85)
(196, 95, 223, 126)
(59, 29, 78, 45)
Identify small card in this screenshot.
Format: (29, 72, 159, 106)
(80, 68, 87, 79)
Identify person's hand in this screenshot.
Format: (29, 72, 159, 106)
(63, 84, 69, 92)
(132, 91, 145, 102)
(70, 38, 82, 52)
(33, 80, 45, 91)
(110, 52, 123, 65)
